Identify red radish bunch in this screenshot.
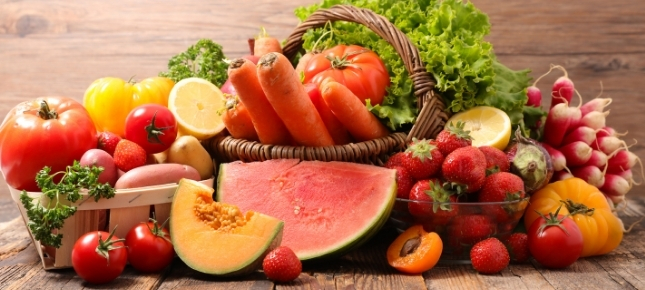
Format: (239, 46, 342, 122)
(536, 66, 641, 205)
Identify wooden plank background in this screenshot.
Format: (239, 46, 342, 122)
(1, 0, 644, 289)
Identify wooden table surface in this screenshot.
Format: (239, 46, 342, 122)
(2, 0, 645, 289)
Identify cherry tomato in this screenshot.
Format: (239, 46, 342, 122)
(124, 219, 175, 273)
(527, 209, 584, 269)
(124, 104, 178, 154)
(301, 44, 390, 106)
(71, 229, 127, 284)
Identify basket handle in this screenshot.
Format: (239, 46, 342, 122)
(282, 4, 450, 141)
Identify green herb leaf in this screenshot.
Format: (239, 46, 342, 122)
(159, 39, 229, 87)
(19, 161, 116, 248)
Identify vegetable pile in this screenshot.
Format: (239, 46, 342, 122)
(294, 0, 544, 136)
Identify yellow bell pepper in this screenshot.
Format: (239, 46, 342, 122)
(524, 178, 623, 257)
(83, 76, 174, 137)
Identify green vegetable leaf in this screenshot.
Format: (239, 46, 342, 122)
(159, 39, 229, 87)
(20, 161, 116, 248)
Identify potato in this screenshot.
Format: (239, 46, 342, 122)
(79, 149, 118, 186)
(114, 163, 200, 189)
(167, 135, 214, 180)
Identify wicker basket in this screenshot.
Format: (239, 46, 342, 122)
(10, 178, 214, 269)
(208, 4, 449, 165)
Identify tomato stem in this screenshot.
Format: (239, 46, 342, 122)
(145, 111, 174, 145)
(96, 226, 125, 263)
(561, 199, 595, 216)
(326, 49, 368, 70)
(37, 100, 58, 120)
(535, 204, 571, 236)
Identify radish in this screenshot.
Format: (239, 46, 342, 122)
(583, 150, 608, 168)
(591, 136, 628, 155)
(600, 173, 631, 201)
(606, 149, 640, 173)
(542, 102, 582, 147)
(541, 142, 568, 172)
(571, 165, 605, 188)
(562, 126, 597, 146)
(580, 97, 612, 116)
(559, 141, 593, 167)
(552, 170, 574, 182)
(550, 65, 575, 108)
(526, 86, 542, 107)
(577, 110, 609, 130)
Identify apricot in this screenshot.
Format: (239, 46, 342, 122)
(386, 224, 443, 274)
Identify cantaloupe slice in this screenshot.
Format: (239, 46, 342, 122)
(169, 178, 284, 276)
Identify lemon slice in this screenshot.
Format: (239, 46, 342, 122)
(168, 77, 226, 140)
(446, 106, 512, 150)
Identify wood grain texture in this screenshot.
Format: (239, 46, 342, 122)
(1, 0, 645, 288)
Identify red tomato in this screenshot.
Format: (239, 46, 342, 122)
(124, 220, 175, 273)
(302, 44, 390, 106)
(71, 229, 128, 284)
(0, 96, 97, 191)
(124, 104, 178, 154)
(527, 212, 584, 269)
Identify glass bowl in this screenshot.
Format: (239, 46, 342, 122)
(388, 197, 530, 264)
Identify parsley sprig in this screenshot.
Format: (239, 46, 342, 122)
(158, 38, 229, 87)
(19, 161, 116, 248)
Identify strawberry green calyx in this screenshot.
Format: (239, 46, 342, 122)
(535, 204, 571, 236)
(405, 138, 438, 162)
(446, 121, 473, 141)
(424, 180, 453, 213)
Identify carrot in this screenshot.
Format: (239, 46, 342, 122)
(227, 58, 291, 145)
(254, 27, 282, 57)
(256, 52, 334, 147)
(305, 83, 353, 145)
(320, 80, 390, 142)
(221, 95, 259, 142)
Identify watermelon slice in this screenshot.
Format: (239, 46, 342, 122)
(216, 159, 396, 261)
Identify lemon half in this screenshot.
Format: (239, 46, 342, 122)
(168, 77, 226, 140)
(445, 106, 512, 150)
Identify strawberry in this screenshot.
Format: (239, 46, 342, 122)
(478, 172, 526, 223)
(97, 131, 122, 156)
(113, 139, 147, 172)
(436, 121, 472, 156)
(262, 246, 302, 283)
(384, 152, 405, 169)
(448, 214, 494, 246)
(441, 146, 487, 194)
(506, 233, 530, 263)
(391, 165, 415, 199)
(399, 138, 444, 180)
(470, 237, 510, 274)
(408, 179, 459, 225)
(478, 146, 510, 175)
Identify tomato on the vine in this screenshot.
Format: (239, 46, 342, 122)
(301, 44, 390, 106)
(124, 104, 178, 154)
(0, 96, 97, 191)
(71, 229, 128, 284)
(527, 206, 583, 269)
(124, 219, 175, 273)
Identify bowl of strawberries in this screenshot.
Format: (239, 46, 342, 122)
(385, 132, 531, 263)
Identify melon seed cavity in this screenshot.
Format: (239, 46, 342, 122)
(194, 196, 248, 231)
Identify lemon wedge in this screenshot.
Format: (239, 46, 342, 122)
(168, 77, 226, 140)
(445, 106, 512, 150)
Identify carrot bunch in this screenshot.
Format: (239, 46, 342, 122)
(535, 66, 642, 205)
(222, 52, 390, 147)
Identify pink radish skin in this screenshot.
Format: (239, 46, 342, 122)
(541, 142, 568, 172)
(576, 110, 609, 130)
(591, 136, 627, 155)
(615, 168, 633, 182)
(596, 126, 617, 139)
(562, 126, 597, 146)
(583, 150, 608, 168)
(543, 102, 582, 147)
(552, 170, 574, 182)
(551, 75, 575, 108)
(606, 149, 639, 173)
(571, 165, 605, 188)
(559, 141, 593, 167)
(580, 98, 612, 116)
(601, 174, 631, 200)
(526, 86, 542, 107)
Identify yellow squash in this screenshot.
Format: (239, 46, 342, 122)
(83, 76, 174, 137)
(524, 178, 623, 257)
